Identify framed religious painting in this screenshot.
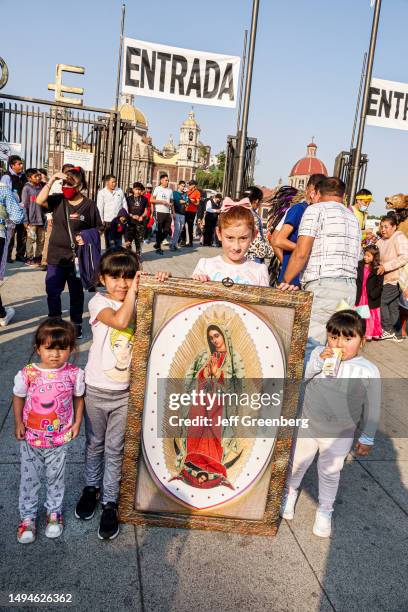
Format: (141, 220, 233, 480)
(119, 276, 312, 536)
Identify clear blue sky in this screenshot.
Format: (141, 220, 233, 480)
(2, 0, 407, 214)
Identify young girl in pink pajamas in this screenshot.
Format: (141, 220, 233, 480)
(13, 318, 84, 544)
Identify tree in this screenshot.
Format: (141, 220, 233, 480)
(196, 151, 225, 191)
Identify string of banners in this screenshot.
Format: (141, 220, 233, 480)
(367, 77, 408, 132)
(122, 37, 241, 109)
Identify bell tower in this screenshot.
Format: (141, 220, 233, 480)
(178, 110, 200, 169)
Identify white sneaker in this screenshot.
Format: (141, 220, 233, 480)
(313, 507, 333, 538)
(379, 330, 398, 341)
(280, 488, 298, 520)
(17, 518, 36, 544)
(0, 306, 15, 327)
(45, 512, 63, 538)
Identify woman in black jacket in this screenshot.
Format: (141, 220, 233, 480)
(36, 167, 102, 339)
(355, 245, 384, 340)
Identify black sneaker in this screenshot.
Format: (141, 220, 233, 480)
(74, 324, 83, 339)
(156, 248, 163, 255)
(98, 502, 119, 540)
(75, 486, 100, 520)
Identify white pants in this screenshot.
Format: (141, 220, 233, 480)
(288, 436, 353, 511)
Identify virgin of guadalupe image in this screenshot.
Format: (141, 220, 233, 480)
(161, 304, 263, 492)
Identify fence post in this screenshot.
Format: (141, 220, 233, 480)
(112, 111, 121, 177)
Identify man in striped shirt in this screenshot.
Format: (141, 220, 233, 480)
(280, 177, 361, 357)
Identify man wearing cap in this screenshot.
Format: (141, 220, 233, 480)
(183, 179, 201, 247)
(351, 188, 372, 232)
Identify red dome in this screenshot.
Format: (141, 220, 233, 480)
(290, 142, 328, 177)
(290, 156, 328, 177)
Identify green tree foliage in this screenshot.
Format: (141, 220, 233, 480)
(196, 151, 225, 191)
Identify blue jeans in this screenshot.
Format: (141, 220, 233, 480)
(171, 213, 185, 247)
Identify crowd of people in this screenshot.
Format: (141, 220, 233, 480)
(0, 161, 219, 333)
(1, 153, 407, 544)
(269, 177, 408, 346)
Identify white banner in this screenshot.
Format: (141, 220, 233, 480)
(63, 150, 94, 172)
(367, 78, 408, 131)
(0, 142, 21, 163)
(122, 38, 240, 108)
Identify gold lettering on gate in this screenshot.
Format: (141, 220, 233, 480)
(48, 64, 85, 106)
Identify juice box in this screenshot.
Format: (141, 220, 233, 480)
(322, 348, 343, 377)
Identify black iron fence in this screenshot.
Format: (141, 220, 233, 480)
(222, 134, 258, 198)
(0, 93, 132, 199)
(333, 148, 368, 203)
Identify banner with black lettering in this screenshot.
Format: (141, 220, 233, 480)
(122, 38, 240, 108)
(367, 77, 408, 131)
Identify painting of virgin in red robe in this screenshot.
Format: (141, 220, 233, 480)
(170, 324, 244, 490)
(142, 302, 283, 510)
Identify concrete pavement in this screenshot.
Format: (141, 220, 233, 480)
(0, 243, 407, 612)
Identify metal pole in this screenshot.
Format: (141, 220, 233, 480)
(350, 52, 367, 151)
(348, 0, 382, 206)
(235, 0, 260, 199)
(115, 3, 126, 110)
(236, 30, 249, 134)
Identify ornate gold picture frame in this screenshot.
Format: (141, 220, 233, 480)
(119, 276, 312, 536)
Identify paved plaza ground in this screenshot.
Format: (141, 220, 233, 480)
(1, 243, 407, 611)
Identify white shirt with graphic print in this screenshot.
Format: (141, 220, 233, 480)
(193, 255, 270, 287)
(85, 292, 135, 391)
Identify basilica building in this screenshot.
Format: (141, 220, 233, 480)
(118, 95, 210, 188)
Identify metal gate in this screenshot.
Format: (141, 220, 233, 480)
(0, 93, 124, 199)
(333, 148, 368, 202)
(222, 134, 258, 198)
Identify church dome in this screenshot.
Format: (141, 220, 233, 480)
(289, 141, 328, 177)
(118, 94, 148, 128)
(119, 103, 147, 128)
(182, 110, 198, 128)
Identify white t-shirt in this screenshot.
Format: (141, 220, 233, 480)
(193, 255, 270, 287)
(96, 187, 128, 222)
(153, 186, 173, 214)
(85, 293, 135, 391)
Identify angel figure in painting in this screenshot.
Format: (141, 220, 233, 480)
(163, 304, 262, 490)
